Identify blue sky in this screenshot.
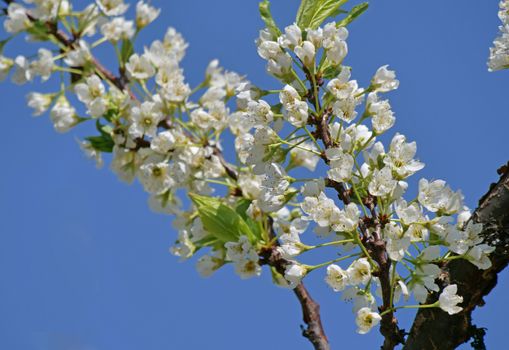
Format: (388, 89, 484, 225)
(1, 0, 508, 349)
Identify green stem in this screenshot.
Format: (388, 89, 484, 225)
(302, 239, 355, 251)
(279, 139, 322, 156)
(305, 252, 361, 272)
(380, 302, 439, 317)
(291, 69, 307, 92)
(304, 125, 322, 152)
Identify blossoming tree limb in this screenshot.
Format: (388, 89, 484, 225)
(1, 0, 508, 349)
(404, 165, 509, 350)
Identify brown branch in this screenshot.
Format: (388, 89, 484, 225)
(404, 163, 509, 350)
(261, 247, 330, 350)
(369, 227, 405, 350)
(21, 5, 133, 96)
(293, 283, 330, 350)
(261, 218, 330, 350)
(212, 146, 238, 181)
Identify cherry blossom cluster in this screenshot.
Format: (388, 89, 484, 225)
(489, 0, 509, 71)
(0, 0, 496, 339)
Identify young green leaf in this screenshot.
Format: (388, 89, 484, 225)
(85, 134, 114, 153)
(0, 38, 11, 54)
(259, 0, 281, 38)
(321, 62, 342, 79)
(297, 0, 348, 30)
(307, 0, 348, 29)
(120, 39, 134, 65)
(190, 194, 257, 243)
(296, 0, 317, 29)
(337, 2, 369, 27)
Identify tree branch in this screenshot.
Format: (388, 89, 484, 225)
(21, 5, 133, 96)
(404, 162, 509, 350)
(261, 246, 330, 350)
(293, 283, 330, 350)
(261, 219, 330, 350)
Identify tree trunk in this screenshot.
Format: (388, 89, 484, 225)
(404, 164, 509, 350)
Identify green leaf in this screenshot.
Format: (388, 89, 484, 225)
(85, 134, 114, 153)
(235, 199, 265, 241)
(259, 0, 281, 38)
(95, 119, 113, 136)
(120, 39, 134, 65)
(296, 0, 317, 29)
(322, 63, 342, 79)
(307, 0, 347, 29)
(190, 194, 257, 243)
(337, 2, 369, 27)
(193, 235, 219, 248)
(0, 38, 11, 53)
(271, 103, 283, 115)
(297, 0, 348, 29)
(235, 198, 252, 219)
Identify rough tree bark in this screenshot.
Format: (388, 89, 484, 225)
(404, 163, 509, 350)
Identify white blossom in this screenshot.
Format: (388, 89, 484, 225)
(96, 0, 129, 16)
(234, 258, 262, 279)
(4, 3, 30, 34)
(355, 307, 381, 334)
(138, 161, 174, 194)
(151, 130, 179, 154)
(29, 0, 71, 21)
(367, 93, 395, 134)
(418, 179, 463, 215)
(284, 263, 307, 289)
(301, 192, 341, 228)
(136, 1, 161, 29)
(63, 41, 91, 67)
(74, 75, 108, 118)
(170, 230, 194, 260)
(280, 85, 309, 127)
(488, 1, 509, 71)
(126, 54, 156, 80)
(371, 65, 399, 92)
(11, 56, 33, 85)
(387, 236, 411, 261)
(332, 203, 360, 233)
(294, 41, 316, 67)
(50, 96, 77, 133)
(322, 22, 348, 64)
(0, 56, 13, 82)
(101, 17, 135, 42)
(31, 49, 54, 81)
(347, 258, 371, 286)
(288, 141, 319, 171)
(129, 101, 164, 138)
(27, 92, 53, 116)
(466, 244, 495, 270)
(307, 28, 323, 48)
(79, 139, 104, 169)
(326, 264, 349, 291)
(196, 254, 224, 277)
(438, 284, 463, 315)
(384, 134, 424, 179)
(279, 24, 302, 49)
(369, 167, 397, 197)
(327, 150, 354, 183)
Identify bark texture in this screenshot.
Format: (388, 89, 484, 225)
(293, 283, 330, 350)
(404, 164, 509, 350)
(262, 222, 330, 350)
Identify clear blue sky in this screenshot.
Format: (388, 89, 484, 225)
(1, 0, 508, 349)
